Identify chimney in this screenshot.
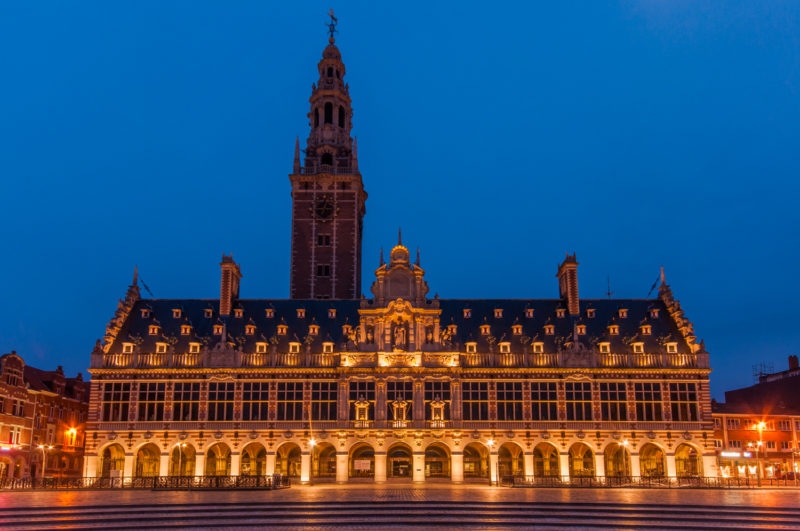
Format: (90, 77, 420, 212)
(789, 355, 799, 371)
(557, 253, 580, 315)
(220, 254, 242, 316)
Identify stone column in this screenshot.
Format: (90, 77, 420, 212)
(336, 452, 349, 483)
(489, 451, 499, 485)
(412, 452, 425, 483)
(123, 453, 134, 478)
(594, 452, 605, 481)
(559, 452, 570, 481)
(159, 453, 170, 477)
(266, 452, 276, 476)
(523, 452, 534, 480)
(666, 453, 677, 478)
(230, 452, 241, 477)
(451, 452, 464, 483)
(194, 452, 206, 477)
(630, 453, 641, 478)
(374, 451, 387, 483)
(300, 451, 311, 484)
(84, 454, 98, 478)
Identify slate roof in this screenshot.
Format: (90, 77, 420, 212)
(107, 297, 691, 356)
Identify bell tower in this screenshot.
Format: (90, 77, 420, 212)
(289, 12, 367, 300)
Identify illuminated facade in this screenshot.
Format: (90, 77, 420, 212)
(84, 26, 717, 484)
(0, 351, 88, 481)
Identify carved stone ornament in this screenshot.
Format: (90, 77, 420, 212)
(109, 432, 117, 441)
(561, 341, 597, 368)
(178, 432, 188, 440)
(214, 431, 223, 440)
(611, 432, 620, 440)
(541, 432, 550, 440)
(576, 431, 586, 440)
(284, 431, 294, 439)
(143, 431, 153, 440)
(248, 431, 259, 440)
(506, 431, 515, 439)
(471, 431, 480, 439)
(682, 432, 692, 440)
(647, 431, 657, 440)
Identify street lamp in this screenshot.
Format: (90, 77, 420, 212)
(486, 439, 495, 486)
(38, 445, 54, 481)
(757, 422, 766, 484)
(176, 443, 187, 477)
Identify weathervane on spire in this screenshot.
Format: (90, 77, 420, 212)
(327, 9, 338, 42)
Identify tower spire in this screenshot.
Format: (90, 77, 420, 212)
(131, 266, 138, 287)
(380, 248, 385, 266)
(416, 248, 420, 267)
(398, 228, 402, 245)
(293, 136, 301, 173)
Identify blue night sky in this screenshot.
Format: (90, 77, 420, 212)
(1, 2, 798, 399)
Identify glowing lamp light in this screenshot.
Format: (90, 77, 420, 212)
(309, 438, 317, 447)
(622, 439, 629, 447)
(487, 439, 495, 448)
(67, 428, 77, 436)
(758, 422, 766, 430)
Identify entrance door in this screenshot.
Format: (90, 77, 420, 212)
(388, 448, 412, 478)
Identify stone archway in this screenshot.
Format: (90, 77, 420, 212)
(135, 443, 160, 477)
(533, 442, 560, 477)
(240, 443, 267, 476)
(275, 443, 302, 478)
(604, 442, 631, 478)
(205, 443, 231, 476)
(425, 443, 450, 479)
(99, 443, 125, 478)
(498, 442, 524, 478)
(569, 442, 595, 478)
(640, 443, 666, 478)
(387, 443, 413, 480)
(312, 443, 337, 479)
(463, 442, 489, 480)
(675, 443, 702, 478)
(169, 443, 196, 477)
(349, 443, 375, 479)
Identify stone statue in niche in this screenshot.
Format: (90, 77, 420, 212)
(366, 325, 375, 344)
(425, 325, 434, 344)
(392, 323, 407, 350)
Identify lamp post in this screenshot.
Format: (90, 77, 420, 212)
(176, 443, 186, 477)
(487, 438, 495, 486)
(757, 422, 766, 486)
(38, 445, 53, 483)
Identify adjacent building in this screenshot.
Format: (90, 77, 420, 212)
(84, 20, 717, 484)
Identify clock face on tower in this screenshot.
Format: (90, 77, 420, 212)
(315, 198, 333, 219)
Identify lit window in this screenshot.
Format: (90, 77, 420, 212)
(278, 325, 288, 335)
(297, 308, 306, 319)
(189, 343, 200, 354)
(289, 342, 301, 354)
(156, 343, 167, 354)
(556, 309, 565, 318)
(599, 342, 610, 354)
(316, 265, 331, 277)
(532, 342, 544, 353)
(466, 342, 477, 353)
(256, 342, 267, 354)
(213, 325, 223, 335)
(608, 325, 619, 335)
(204, 309, 213, 318)
(480, 324, 490, 335)
(633, 342, 644, 354)
(499, 342, 510, 354)
(525, 309, 534, 318)
(619, 309, 628, 318)
(342, 325, 352, 335)
(494, 309, 503, 318)
(666, 343, 677, 354)
(463, 309, 472, 318)
(309, 325, 319, 335)
(323, 342, 334, 353)
(172, 309, 181, 318)
(544, 325, 554, 335)
(328, 309, 336, 318)
(122, 343, 134, 354)
(577, 325, 586, 335)
(265, 309, 274, 318)
(181, 325, 191, 335)
(641, 325, 652, 335)
(587, 309, 595, 318)
(512, 324, 522, 335)
(141, 309, 150, 318)
(234, 309, 243, 318)
(245, 325, 255, 335)
(650, 309, 660, 318)
(448, 324, 457, 335)
(148, 325, 159, 335)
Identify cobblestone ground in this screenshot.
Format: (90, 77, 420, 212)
(1, 483, 799, 510)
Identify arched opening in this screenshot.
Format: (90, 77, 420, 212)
(327, 66, 333, 77)
(533, 443, 560, 477)
(498, 443, 524, 478)
(312, 443, 337, 479)
(314, 108, 319, 127)
(324, 102, 333, 124)
(569, 443, 595, 478)
(463, 443, 489, 480)
(169, 443, 196, 477)
(349, 444, 375, 479)
(321, 152, 333, 166)
(675, 443, 702, 478)
(604, 443, 631, 478)
(135, 443, 160, 477)
(13, 459, 23, 479)
(640, 443, 666, 478)
(338, 106, 345, 128)
(275, 443, 302, 478)
(240, 443, 267, 476)
(0, 457, 11, 479)
(336, 69, 340, 79)
(100, 444, 125, 478)
(205, 443, 231, 477)
(425, 444, 450, 479)
(387, 443, 413, 479)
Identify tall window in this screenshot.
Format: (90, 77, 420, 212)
(172, 382, 200, 421)
(242, 382, 269, 421)
(424, 381, 451, 420)
(137, 382, 165, 421)
(314, 108, 319, 127)
(386, 380, 413, 420)
(277, 382, 304, 421)
(207, 382, 235, 421)
(565, 382, 592, 421)
(496, 381, 523, 421)
(599, 382, 627, 421)
(461, 381, 489, 421)
(669, 383, 698, 421)
(11, 399, 25, 417)
(102, 382, 131, 422)
(324, 102, 333, 124)
(530, 382, 558, 421)
(311, 381, 337, 421)
(634, 382, 662, 422)
(338, 106, 345, 128)
(348, 380, 376, 420)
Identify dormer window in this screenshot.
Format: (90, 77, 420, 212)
(141, 309, 150, 318)
(256, 342, 267, 354)
(172, 309, 182, 319)
(599, 342, 610, 354)
(666, 342, 678, 354)
(618, 309, 628, 319)
(234, 309, 243, 318)
(641, 325, 652, 335)
(122, 343, 134, 354)
(213, 325, 223, 335)
(587, 309, 595, 318)
(181, 325, 191, 335)
(525, 309, 534, 318)
(556, 309, 566, 318)
(463, 309, 472, 319)
(512, 324, 522, 335)
(494, 309, 503, 319)
(650, 309, 660, 318)
(148, 325, 160, 335)
(342, 325, 352, 335)
(245, 325, 256, 335)
(532, 342, 544, 353)
(289, 342, 301, 354)
(328, 309, 336, 319)
(480, 324, 490, 335)
(204, 309, 213, 319)
(499, 342, 510, 354)
(608, 325, 619, 335)
(309, 325, 319, 335)
(633, 342, 644, 354)
(277, 325, 288, 335)
(297, 308, 306, 319)
(323, 342, 334, 354)
(189, 343, 200, 354)
(448, 324, 457, 335)
(156, 343, 167, 354)
(577, 325, 586, 335)
(466, 342, 477, 353)
(265, 309, 274, 318)
(544, 325, 555, 335)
